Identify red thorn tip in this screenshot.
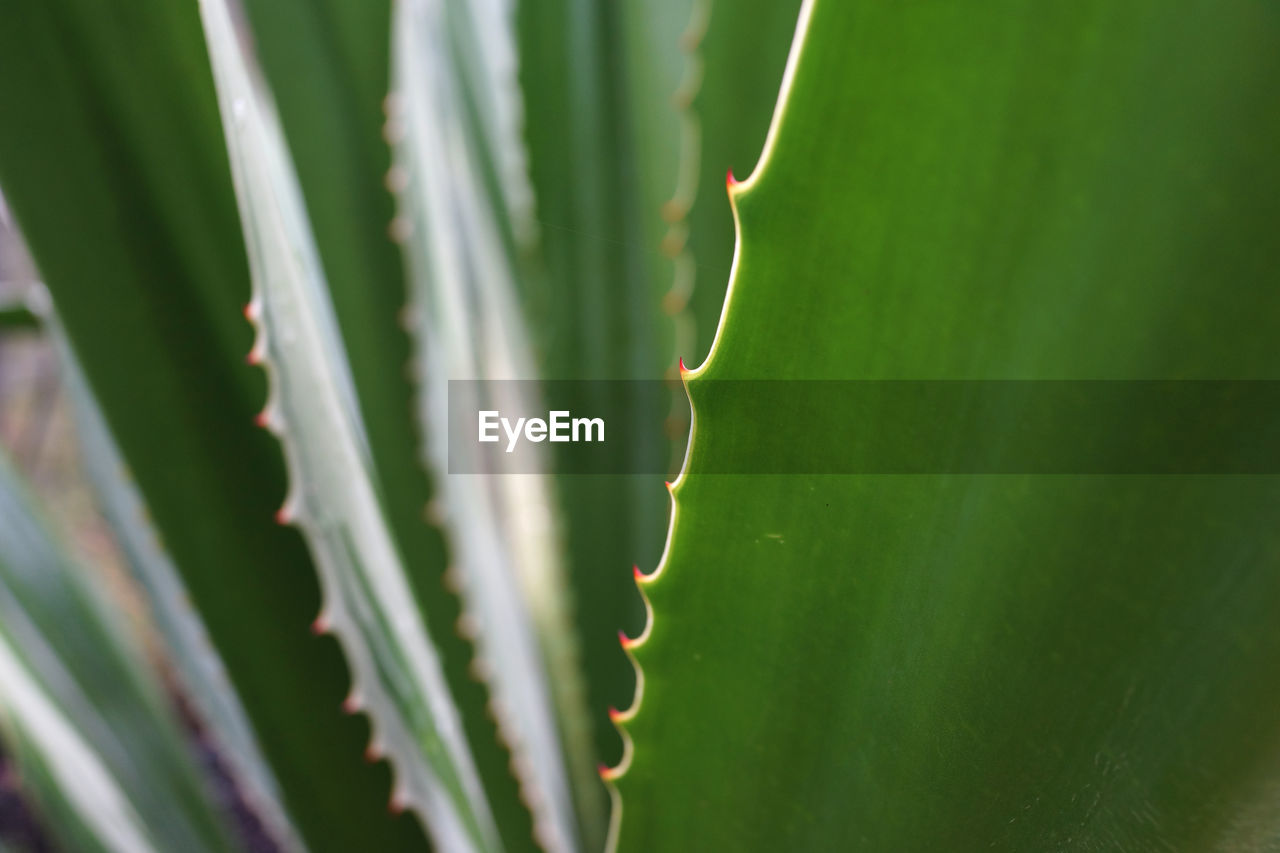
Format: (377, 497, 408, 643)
(678, 357, 687, 372)
(274, 506, 291, 525)
(364, 746, 379, 763)
(388, 797, 406, 816)
(596, 763, 611, 780)
(726, 168, 739, 189)
(244, 351, 260, 366)
(242, 303, 253, 320)
(310, 615, 327, 635)
(618, 630, 635, 650)
(341, 694, 360, 714)
(254, 410, 268, 428)
(633, 564, 643, 581)
(608, 706, 622, 723)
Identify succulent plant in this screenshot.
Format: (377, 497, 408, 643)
(0, 0, 1278, 851)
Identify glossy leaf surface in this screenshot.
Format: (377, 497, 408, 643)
(615, 1, 1280, 849)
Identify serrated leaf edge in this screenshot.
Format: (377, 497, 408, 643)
(198, 1, 499, 849)
(600, 2, 818, 850)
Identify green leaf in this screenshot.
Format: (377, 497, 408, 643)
(515, 1, 676, 798)
(614, 0, 1280, 849)
(681, 0, 804, 363)
(0, 453, 233, 853)
(516, 3, 802, 798)
(618, 0, 698, 373)
(197, 1, 498, 848)
(0, 3, 426, 849)
(0, 647, 156, 853)
(0, 302, 38, 333)
(38, 301, 303, 851)
(227, 0, 536, 846)
(390, 1, 591, 850)
(619, 0, 803, 368)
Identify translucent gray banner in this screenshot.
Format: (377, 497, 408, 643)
(447, 380, 1280, 474)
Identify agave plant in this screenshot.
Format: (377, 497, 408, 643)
(0, 0, 1278, 850)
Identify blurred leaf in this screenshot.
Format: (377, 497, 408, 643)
(38, 301, 304, 851)
(198, 1, 500, 849)
(0, 656, 155, 853)
(390, 1, 591, 849)
(229, 0, 539, 846)
(517, 0, 659, 383)
(614, 0, 1280, 849)
(618, 0, 697, 373)
(514, 1, 801, 795)
(0, 453, 232, 853)
(0, 3, 424, 849)
(515, 0, 674, 795)
(0, 303, 37, 333)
